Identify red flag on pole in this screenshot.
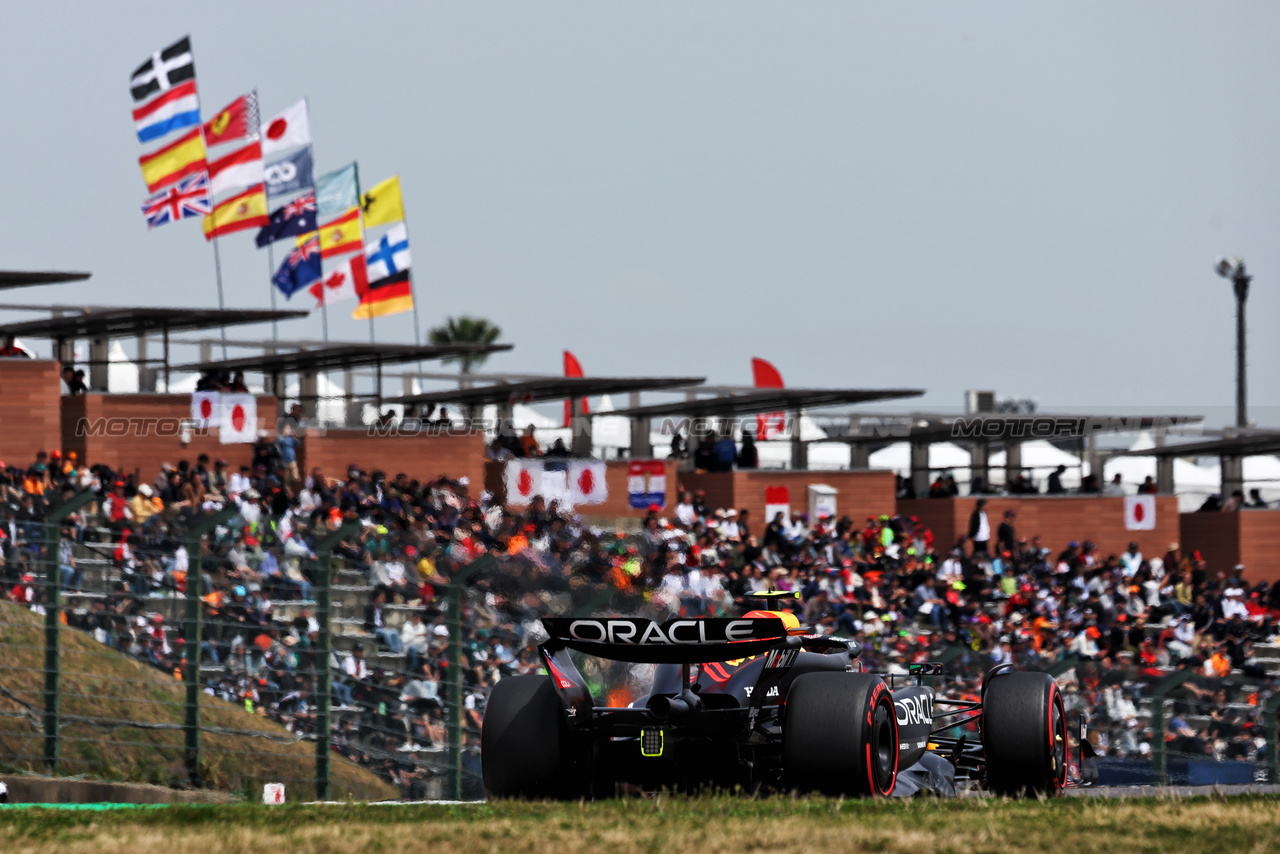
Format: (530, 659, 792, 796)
(564, 350, 590, 427)
(751, 357, 786, 440)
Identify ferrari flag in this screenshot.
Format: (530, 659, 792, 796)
(203, 91, 259, 147)
(360, 175, 404, 228)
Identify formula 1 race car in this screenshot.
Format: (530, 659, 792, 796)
(482, 598, 1076, 799)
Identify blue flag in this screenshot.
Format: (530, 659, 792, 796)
(256, 191, 318, 248)
(273, 237, 322, 297)
(265, 146, 314, 199)
(315, 163, 358, 218)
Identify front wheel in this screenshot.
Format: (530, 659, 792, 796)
(783, 672, 898, 796)
(981, 671, 1067, 796)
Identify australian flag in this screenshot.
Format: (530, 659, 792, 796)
(255, 190, 318, 248)
(273, 236, 322, 298)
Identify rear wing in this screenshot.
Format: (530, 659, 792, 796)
(540, 617, 790, 664)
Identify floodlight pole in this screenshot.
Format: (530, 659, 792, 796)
(1232, 265, 1249, 430)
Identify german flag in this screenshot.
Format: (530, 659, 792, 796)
(352, 269, 414, 320)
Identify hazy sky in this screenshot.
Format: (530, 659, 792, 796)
(2, 2, 1278, 420)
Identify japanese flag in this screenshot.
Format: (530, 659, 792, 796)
(504, 459, 542, 505)
(220, 393, 257, 444)
(1124, 495, 1156, 531)
(191, 391, 220, 429)
(568, 460, 608, 505)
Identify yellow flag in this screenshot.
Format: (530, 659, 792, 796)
(360, 175, 405, 228)
(138, 128, 206, 193)
(298, 206, 362, 258)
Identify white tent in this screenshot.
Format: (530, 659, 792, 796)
(107, 341, 139, 393)
(1102, 431, 1221, 512)
(990, 440, 1083, 490)
(867, 442, 972, 487)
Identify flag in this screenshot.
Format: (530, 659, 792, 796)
(208, 140, 264, 197)
(308, 253, 366, 307)
(255, 191, 317, 247)
(360, 175, 404, 228)
(132, 80, 200, 143)
(273, 236, 322, 297)
(301, 206, 362, 257)
(364, 223, 410, 280)
(563, 350, 589, 427)
(627, 460, 667, 510)
(141, 172, 211, 229)
(261, 100, 310, 157)
(219, 393, 257, 444)
(752, 357, 787, 440)
(202, 184, 269, 240)
(138, 127, 206, 192)
(504, 459, 542, 505)
(1124, 495, 1156, 531)
(130, 36, 195, 103)
(568, 461, 608, 505)
(353, 269, 413, 319)
(315, 163, 358, 218)
(264, 146, 313, 199)
(191, 391, 220, 429)
(203, 91, 259, 146)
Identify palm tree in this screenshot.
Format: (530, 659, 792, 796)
(428, 316, 503, 375)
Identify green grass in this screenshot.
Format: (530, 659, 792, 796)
(1, 795, 1278, 854)
(0, 602, 396, 801)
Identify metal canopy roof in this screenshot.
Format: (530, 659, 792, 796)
(0, 271, 91, 289)
(609, 388, 925, 419)
(1115, 431, 1280, 459)
(818, 413, 1205, 444)
(174, 342, 513, 376)
(385, 376, 706, 407)
(0, 307, 308, 339)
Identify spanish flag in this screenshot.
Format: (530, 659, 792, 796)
(353, 269, 414, 320)
(138, 128, 206, 192)
(203, 184, 269, 240)
(299, 206, 362, 258)
(360, 175, 405, 229)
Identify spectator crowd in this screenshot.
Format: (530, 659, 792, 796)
(3, 433, 1280, 795)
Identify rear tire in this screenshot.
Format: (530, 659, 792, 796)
(981, 671, 1066, 797)
(783, 672, 898, 796)
(482, 674, 579, 799)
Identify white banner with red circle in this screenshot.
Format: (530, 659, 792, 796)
(1124, 494, 1156, 531)
(191, 391, 220, 429)
(219, 393, 258, 444)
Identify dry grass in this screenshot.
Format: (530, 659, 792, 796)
(2, 795, 1279, 854)
(0, 602, 396, 801)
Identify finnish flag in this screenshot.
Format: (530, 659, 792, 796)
(364, 224, 411, 282)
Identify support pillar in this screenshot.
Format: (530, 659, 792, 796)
(910, 441, 930, 498)
(344, 370, 358, 427)
(570, 396, 592, 457)
(1221, 455, 1244, 503)
(1156, 457, 1174, 495)
(970, 441, 990, 492)
(1005, 441, 1023, 491)
(628, 392, 651, 459)
(850, 443, 870, 470)
(88, 337, 109, 391)
(300, 372, 319, 422)
(789, 410, 806, 470)
(137, 335, 156, 392)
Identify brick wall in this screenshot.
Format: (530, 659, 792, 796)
(0, 360, 61, 467)
(62, 394, 276, 479)
(1179, 510, 1280, 583)
(301, 430, 486, 490)
(899, 496, 1181, 561)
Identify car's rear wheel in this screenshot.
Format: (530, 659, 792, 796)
(783, 672, 898, 796)
(981, 671, 1067, 796)
(482, 674, 581, 799)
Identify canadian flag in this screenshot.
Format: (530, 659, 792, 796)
(309, 253, 366, 307)
(1124, 495, 1156, 531)
(191, 391, 220, 429)
(220, 393, 258, 444)
(505, 459, 542, 505)
(568, 460, 608, 505)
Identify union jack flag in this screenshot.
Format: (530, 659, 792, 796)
(284, 191, 316, 220)
(289, 236, 320, 265)
(141, 172, 211, 229)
